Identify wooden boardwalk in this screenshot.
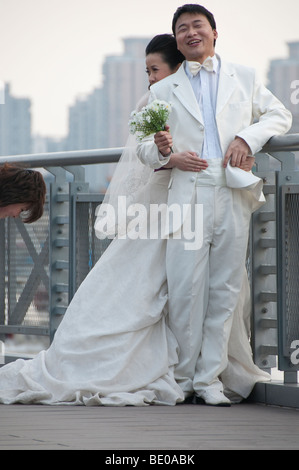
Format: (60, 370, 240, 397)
(0, 400, 298, 451)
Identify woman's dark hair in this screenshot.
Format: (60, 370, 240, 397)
(172, 4, 217, 38)
(146, 34, 185, 69)
(0, 163, 46, 223)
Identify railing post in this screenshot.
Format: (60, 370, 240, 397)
(65, 166, 89, 301)
(0, 220, 5, 343)
(275, 154, 299, 382)
(47, 167, 70, 341)
(251, 153, 278, 372)
(7, 219, 18, 317)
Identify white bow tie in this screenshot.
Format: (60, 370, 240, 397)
(188, 57, 214, 76)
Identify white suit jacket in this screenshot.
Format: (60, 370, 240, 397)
(137, 59, 292, 231)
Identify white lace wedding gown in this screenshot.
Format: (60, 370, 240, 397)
(0, 167, 269, 406)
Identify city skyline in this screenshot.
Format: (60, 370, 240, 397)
(1, 0, 299, 137)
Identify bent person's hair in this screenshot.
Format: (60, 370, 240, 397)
(0, 163, 46, 223)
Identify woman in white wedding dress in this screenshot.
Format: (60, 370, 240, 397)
(0, 35, 269, 407)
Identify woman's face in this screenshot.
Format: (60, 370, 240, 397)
(0, 203, 28, 220)
(146, 53, 179, 86)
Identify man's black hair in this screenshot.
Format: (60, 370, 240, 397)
(172, 4, 217, 35)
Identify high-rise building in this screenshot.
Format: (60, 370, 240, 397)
(66, 87, 104, 151)
(267, 41, 299, 133)
(101, 37, 151, 148)
(0, 83, 32, 156)
(64, 37, 151, 192)
(66, 37, 150, 152)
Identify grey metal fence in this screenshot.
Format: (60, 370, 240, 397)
(0, 137, 299, 383)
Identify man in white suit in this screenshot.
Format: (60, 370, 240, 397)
(137, 4, 292, 406)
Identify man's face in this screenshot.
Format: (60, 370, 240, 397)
(175, 13, 218, 63)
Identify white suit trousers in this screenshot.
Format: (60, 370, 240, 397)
(166, 159, 253, 397)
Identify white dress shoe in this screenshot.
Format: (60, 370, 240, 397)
(196, 389, 231, 407)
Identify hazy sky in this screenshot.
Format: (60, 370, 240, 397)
(1, 0, 298, 137)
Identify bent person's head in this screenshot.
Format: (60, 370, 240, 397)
(0, 164, 46, 222)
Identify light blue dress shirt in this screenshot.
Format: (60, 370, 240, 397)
(185, 56, 223, 159)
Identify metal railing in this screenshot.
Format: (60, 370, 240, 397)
(250, 138, 299, 383)
(0, 136, 299, 384)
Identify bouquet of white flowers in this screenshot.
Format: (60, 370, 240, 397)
(128, 100, 172, 141)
